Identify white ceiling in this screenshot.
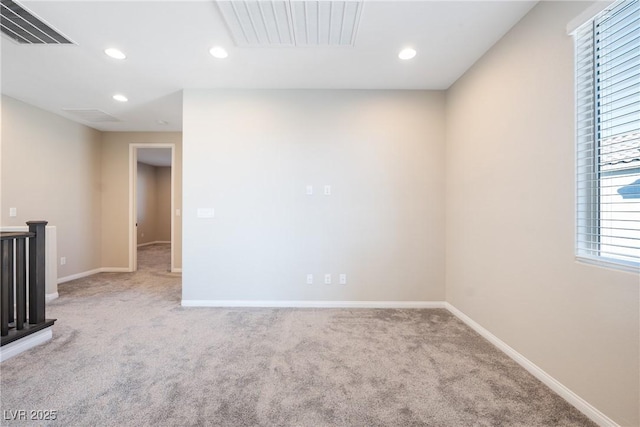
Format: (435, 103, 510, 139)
(138, 147, 172, 167)
(1, 0, 537, 132)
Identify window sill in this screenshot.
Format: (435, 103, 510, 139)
(576, 255, 640, 275)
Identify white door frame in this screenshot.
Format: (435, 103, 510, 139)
(129, 143, 176, 272)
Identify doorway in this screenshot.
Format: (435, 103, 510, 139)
(129, 144, 176, 272)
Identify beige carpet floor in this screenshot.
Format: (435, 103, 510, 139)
(0, 244, 596, 426)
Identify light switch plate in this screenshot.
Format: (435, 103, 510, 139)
(197, 208, 214, 218)
(9, 207, 17, 217)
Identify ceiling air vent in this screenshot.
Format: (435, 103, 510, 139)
(1, 0, 73, 44)
(62, 109, 121, 123)
(217, 1, 363, 47)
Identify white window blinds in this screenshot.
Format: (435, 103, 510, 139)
(575, 0, 640, 270)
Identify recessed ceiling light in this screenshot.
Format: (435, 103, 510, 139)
(113, 94, 128, 102)
(209, 46, 228, 59)
(105, 48, 126, 60)
(398, 48, 417, 60)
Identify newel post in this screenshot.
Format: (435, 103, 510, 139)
(27, 221, 47, 324)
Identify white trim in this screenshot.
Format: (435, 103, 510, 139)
(129, 144, 138, 271)
(98, 267, 131, 273)
(170, 147, 176, 275)
(58, 267, 131, 284)
(137, 240, 171, 248)
(567, 1, 613, 35)
(58, 268, 102, 284)
(181, 300, 446, 308)
(444, 303, 618, 427)
(0, 327, 53, 363)
(45, 292, 58, 302)
(171, 268, 182, 273)
(575, 256, 640, 275)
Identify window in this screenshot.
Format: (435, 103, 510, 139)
(575, 0, 640, 271)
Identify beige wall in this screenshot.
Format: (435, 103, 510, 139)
(1, 95, 102, 280)
(445, 2, 639, 425)
(0, 98, 182, 275)
(156, 166, 172, 242)
(182, 89, 445, 302)
(101, 132, 182, 270)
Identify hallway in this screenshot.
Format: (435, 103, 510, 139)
(137, 243, 171, 273)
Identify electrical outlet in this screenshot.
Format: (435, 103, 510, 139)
(60, 257, 66, 266)
(306, 274, 313, 285)
(339, 274, 347, 285)
(306, 185, 313, 195)
(324, 185, 331, 196)
(324, 274, 331, 285)
(9, 207, 16, 217)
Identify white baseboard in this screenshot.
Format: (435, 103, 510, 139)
(137, 241, 171, 247)
(58, 267, 130, 284)
(181, 300, 447, 309)
(444, 303, 618, 427)
(45, 292, 59, 302)
(0, 327, 53, 363)
(58, 268, 102, 284)
(99, 267, 131, 273)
